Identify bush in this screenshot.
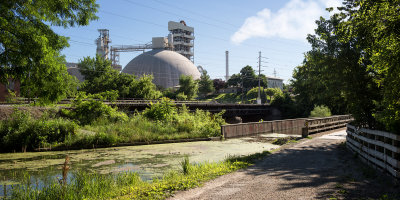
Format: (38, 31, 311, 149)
(0, 109, 77, 152)
(62, 94, 128, 125)
(309, 105, 332, 118)
(142, 97, 177, 121)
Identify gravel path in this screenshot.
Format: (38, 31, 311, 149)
(170, 129, 399, 200)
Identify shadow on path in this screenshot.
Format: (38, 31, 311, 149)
(245, 138, 399, 199)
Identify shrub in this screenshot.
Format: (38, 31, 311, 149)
(62, 94, 127, 125)
(0, 110, 77, 152)
(142, 97, 177, 121)
(309, 105, 332, 118)
(176, 92, 188, 101)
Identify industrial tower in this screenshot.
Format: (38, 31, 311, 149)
(168, 21, 194, 62)
(95, 29, 111, 59)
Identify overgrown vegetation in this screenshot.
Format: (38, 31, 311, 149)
(0, 97, 225, 152)
(0, 109, 77, 152)
(10, 151, 273, 200)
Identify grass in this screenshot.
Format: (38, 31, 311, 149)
(9, 151, 272, 200)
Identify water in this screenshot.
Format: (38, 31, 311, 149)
(0, 134, 291, 196)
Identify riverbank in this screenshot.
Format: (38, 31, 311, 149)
(0, 134, 284, 198)
(0, 99, 225, 153)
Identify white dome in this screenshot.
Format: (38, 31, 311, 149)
(122, 49, 200, 88)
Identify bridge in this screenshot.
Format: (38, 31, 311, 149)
(107, 100, 282, 122)
(1, 98, 282, 122)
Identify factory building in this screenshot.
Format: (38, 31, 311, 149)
(65, 21, 199, 88)
(121, 20, 199, 88)
(168, 21, 194, 62)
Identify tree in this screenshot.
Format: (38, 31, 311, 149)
(265, 88, 282, 102)
(198, 70, 214, 97)
(227, 65, 267, 92)
(0, 0, 99, 103)
(177, 75, 198, 100)
(339, 0, 400, 133)
(79, 56, 161, 99)
(78, 55, 113, 82)
(212, 79, 226, 91)
(291, 12, 379, 120)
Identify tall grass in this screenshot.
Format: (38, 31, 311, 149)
(0, 109, 77, 152)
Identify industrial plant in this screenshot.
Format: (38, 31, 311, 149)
(90, 20, 199, 88)
(66, 20, 283, 90)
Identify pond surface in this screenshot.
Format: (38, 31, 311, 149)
(0, 133, 293, 196)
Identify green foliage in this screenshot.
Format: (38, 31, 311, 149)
(291, 1, 400, 132)
(309, 105, 332, 118)
(78, 56, 161, 99)
(10, 150, 276, 200)
(176, 92, 188, 101)
(291, 10, 380, 122)
(0, 0, 98, 103)
(62, 94, 128, 125)
(177, 75, 198, 100)
(339, 0, 400, 133)
(227, 65, 267, 92)
(0, 109, 77, 152)
(198, 70, 215, 97)
(271, 92, 298, 118)
(88, 90, 119, 101)
(180, 156, 191, 175)
(143, 98, 177, 121)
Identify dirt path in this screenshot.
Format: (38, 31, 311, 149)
(170, 129, 399, 200)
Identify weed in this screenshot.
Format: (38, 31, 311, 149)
(180, 156, 191, 175)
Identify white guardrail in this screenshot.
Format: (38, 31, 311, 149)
(346, 124, 400, 178)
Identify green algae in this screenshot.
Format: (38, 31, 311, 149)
(0, 134, 282, 195)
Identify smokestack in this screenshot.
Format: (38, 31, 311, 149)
(225, 50, 229, 81)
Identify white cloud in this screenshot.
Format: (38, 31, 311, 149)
(231, 0, 342, 44)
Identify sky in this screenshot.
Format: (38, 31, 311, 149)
(53, 0, 342, 83)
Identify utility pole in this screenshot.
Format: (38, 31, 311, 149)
(257, 51, 261, 105)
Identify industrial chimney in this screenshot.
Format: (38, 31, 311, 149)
(225, 51, 229, 81)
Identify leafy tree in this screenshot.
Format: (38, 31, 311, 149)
(291, 12, 379, 120)
(177, 75, 198, 100)
(227, 65, 267, 92)
(79, 56, 161, 99)
(78, 55, 113, 82)
(212, 79, 226, 91)
(198, 70, 214, 97)
(339, 0, 400, 133)
(0, 0, 98, 103)
(265, 88, 282, 102)
(271, 92, 297, 119)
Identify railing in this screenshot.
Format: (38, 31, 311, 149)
(304, 115, 353, 135)
(346, 124, 400, 178)
(221, 115, 352, 139)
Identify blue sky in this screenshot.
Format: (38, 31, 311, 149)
(53, 0, 342, 83)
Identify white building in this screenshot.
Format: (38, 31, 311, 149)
(168, 21, 194, 62)
(267, 77, 284, 90)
